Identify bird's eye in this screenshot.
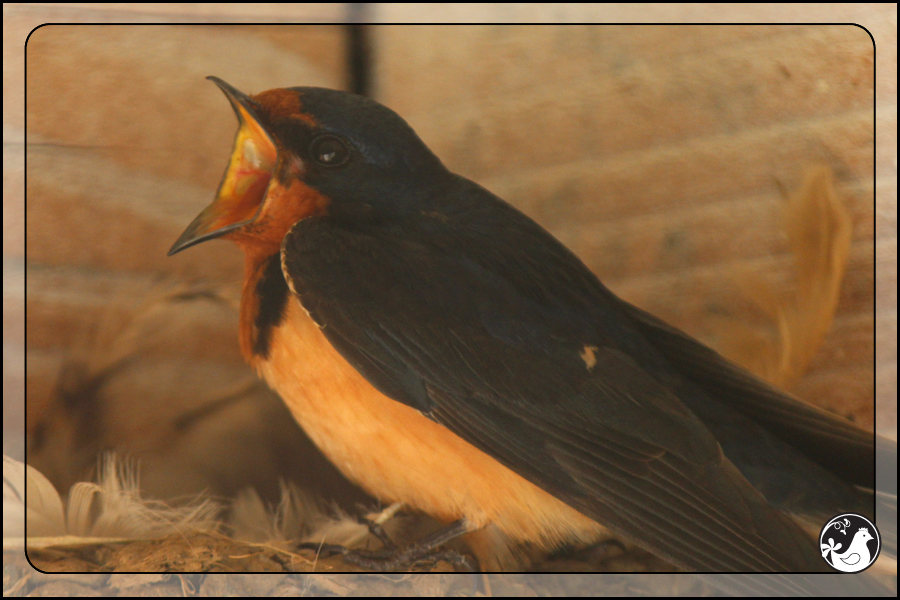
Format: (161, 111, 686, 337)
(309, 135, 350, 167)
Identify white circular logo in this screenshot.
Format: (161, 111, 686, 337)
(819, 513, 881, 573)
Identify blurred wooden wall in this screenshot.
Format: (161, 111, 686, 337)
(10, 9, 371, 503)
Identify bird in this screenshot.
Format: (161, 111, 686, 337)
(169, 76, 887, 573)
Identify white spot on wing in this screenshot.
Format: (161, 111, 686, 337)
(580, 344, 598, 371)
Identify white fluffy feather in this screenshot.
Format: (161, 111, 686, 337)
(5, 453, 403, 560)
(4, 453, 220, 549)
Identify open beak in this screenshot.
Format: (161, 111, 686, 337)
(168, 77, 278, 255)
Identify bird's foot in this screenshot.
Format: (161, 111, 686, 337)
(298, 518, 476, 572)
(361, 517, 397, 550)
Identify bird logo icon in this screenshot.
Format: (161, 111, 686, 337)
(820, 515, 881, 573)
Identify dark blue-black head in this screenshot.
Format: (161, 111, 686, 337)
(169, 77, 451, 256)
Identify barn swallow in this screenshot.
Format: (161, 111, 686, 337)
(169, 77, 888, 573)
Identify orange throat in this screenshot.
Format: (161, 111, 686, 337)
(232, 178, 329, 362)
